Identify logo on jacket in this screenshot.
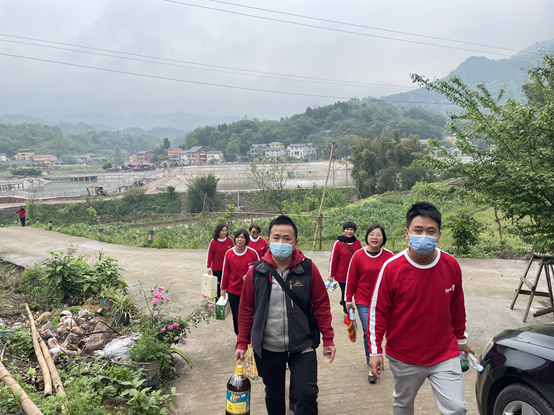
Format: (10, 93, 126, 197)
(293, 280, 303, 287)
(445, 284, 455, 294)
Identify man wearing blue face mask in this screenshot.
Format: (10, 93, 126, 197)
(368, 202, 473, 415)
(235, 215, 336, 415)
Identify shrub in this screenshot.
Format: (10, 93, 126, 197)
(123, 187, 147, 204)
(186, 174, 220, 213)
(447, 212, 486, 255)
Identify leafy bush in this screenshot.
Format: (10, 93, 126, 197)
(447, 213, 486, 255)
(41, 251, 126, 303)
(11, 167, 43, 176)
(16, 263, 56, 310)
(123, 187, 147, 204)
(187, 173, 220, 213)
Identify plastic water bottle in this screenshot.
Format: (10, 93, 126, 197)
(326, 280, 338, 291)
(467, 353, 484, 372)
(460, 353, 483, 373)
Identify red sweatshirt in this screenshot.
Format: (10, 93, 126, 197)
(237, 249, 335, 351)
(248, 236, 268, 259)
(345, 247, 394, 306)
(221, 247, 260, 296)
(206, 237, 234, 271)
(368, 249, 468, 366)
(329, 239, 362, 283)
(16, 209, 26, 218)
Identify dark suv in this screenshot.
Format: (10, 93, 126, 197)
(476, 324, 554, 415)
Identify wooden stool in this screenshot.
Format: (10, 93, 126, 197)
(510, 253, 554, 322)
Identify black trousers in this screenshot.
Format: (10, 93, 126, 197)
(20, 218, 25, 227)
(254, 348, 318, 415)
(227, 292, 240, 336)
(338, 281, 347, 314)
(212, 270, 222, 299)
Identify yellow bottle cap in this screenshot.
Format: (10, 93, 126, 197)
(236, 361, 244, 375)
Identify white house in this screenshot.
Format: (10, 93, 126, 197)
(0, 153, 7, 162)
(207, 150, 224, 162)
(287, 143, 317, 160)
(73, 155, 88, 164)
(250, 142, 286, 158)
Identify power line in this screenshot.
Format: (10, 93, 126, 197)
(0, 33, 415, 90)
(210, 0, 539, 56)
(0, 51, 448, 105)
(0, 37, 416, 91)
(165, 0, 515, 57)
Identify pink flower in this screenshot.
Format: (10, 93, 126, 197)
(159, 286, 165, 291)
(149, 288, 154, 292)
(203, 294, 208, 298)
(152, 298, 159, 305)
(165, 298, 170, 302)
(154, 291, 162, 299)
(167, 325, 174, 331)
(160, 327, 166, 333)
(174, 336, 179, 341)
(174, 322, 179, 328)
(182, 339, 188, 345)
(161, 296, 165, 301)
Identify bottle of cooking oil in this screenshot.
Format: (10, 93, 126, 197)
(226, 361, 251, 415)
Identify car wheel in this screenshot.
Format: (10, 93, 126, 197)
(493, 384, 554, 415)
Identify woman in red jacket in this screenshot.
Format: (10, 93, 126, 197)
(221, 229, 259, 336)
(15, 206, 26, 227)
(248, 223, 268, 258)
(345, 224, 393, 384)
(328, 221, 362, 314)
(206, 224, 234, 299)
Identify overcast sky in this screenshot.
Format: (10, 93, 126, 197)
(0, 0, 552, 120)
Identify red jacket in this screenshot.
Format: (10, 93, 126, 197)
(248, 236, 268, 259)
(329, 239, 362, 283)
(368, 249, 468, 366)
(221, 247, 260, 296)
(345, 247, 394, 306)
(16, 209, 26, 218)
(206, 237, 234, 271)
(237, 248, 335, 351)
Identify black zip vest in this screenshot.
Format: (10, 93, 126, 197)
(250, 258, 320, 358)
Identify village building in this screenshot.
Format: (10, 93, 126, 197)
(0, 153, 7, 162)
(73, 155, 88, 164)
(130, 151, 155, 163)
(167, 146, 184, 161)
(287, 143, 317, 160)
(33, 155, 58, 163)
(249, 142, 286, 159)
(207, 150, 224, 163)
(14, 149, 35, 161)
(181, 146, 209, 165)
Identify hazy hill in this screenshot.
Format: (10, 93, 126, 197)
(381, 38, 554, 112)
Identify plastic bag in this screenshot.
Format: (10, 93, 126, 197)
(94, 334, 141, 359)
(344, 310, 357, 343)
(245, 344, 258, 381)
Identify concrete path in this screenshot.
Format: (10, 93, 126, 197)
(1, 226, 553, 414)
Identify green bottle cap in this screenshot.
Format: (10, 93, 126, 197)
(460, 357, 469, 372)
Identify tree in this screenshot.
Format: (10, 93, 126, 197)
(102, 162, 112, 170)
(266, 158, 298, 211)
(412, 52, 554, 253)
(187, 174, 220, 213)
(163, 138, 171, 149)
(247, 160, 274, 210)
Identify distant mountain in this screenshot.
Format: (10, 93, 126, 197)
(380, 38, 554, 112)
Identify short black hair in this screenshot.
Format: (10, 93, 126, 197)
(212, 223, 227, 240)
(268, 215, 298, 239)
(342, 221, 357, 231)
(365, 224, 387, 247)
(234, 228, 250, 245)
(249, 223, 261, 233)
(406, 202, 442, 230)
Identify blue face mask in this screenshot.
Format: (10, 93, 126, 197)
(409, 234, 438, 255)
(270, 242, 294, 260)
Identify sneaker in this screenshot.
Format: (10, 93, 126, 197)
(368, 375, 377, 384)
(289, 401, 296, 413)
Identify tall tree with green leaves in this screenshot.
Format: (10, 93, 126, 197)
(163, 137, 171, 149)
(186, 174, 220, 213)
(412, 52, 554, 253)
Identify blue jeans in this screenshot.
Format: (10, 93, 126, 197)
(357, 304, 370, 366)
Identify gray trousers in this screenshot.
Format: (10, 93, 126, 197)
(387, 355, 466, 415)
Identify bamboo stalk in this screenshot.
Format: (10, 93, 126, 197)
(313, 143, 335, 250)
(25, 304, 67, 413)
(0, 360, 44, 415)
(24, 305, 52, 397)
